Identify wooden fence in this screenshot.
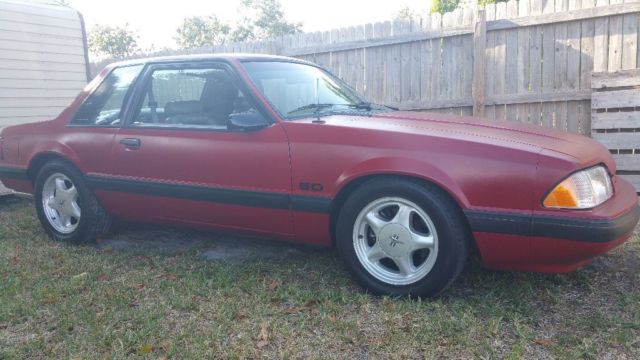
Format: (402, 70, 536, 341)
(592, 69, 640, 190)
(92, 0, 640, 136)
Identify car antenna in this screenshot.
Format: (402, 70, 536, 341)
(312, 77, 325, 124)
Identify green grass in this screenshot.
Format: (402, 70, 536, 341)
(1, 196, 639, 359)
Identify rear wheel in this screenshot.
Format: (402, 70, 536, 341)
(34, 160, 111, 244)
(336, 178, 469, 297)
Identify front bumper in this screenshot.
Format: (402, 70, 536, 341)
(467, 177, 639, 273)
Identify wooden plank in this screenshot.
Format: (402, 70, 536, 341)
(543, 0, 557, 14)
(580, 18, 596, 89)
(488, 2, 640, 30)
(382, 22, 393, 105)
(420, 19, 432, 104)
(451, 9, 464, 103)
(591, 111, 640, 130)
(618, 174, 640, 192)
(592, 132, 640, 148)
(488, 89, 592, 104)
(389, 98, 473, 110)
(593, 11, 610, 72)
(529, 21, 543, 94)
(391, 21, 403, 103)
(556, 101, 568, 130)
(608, 15, 624, 71)
(517, 0, 532, 123)
(542, 22, 556, 93)
(440, 13, 453, 102)
(621, 13, 638, 69)
(369, 24, 381, 103)
(409, 22, 421, 103)
(429, 13, 442, 106)
(566, 20, 582, 90)
(592, 68, 640, 87)
(494, 17, 507, 120)
(401, 91, 591, 111)
(592, 89, 640, 108)
(473, 9, 487, 116)
(613, 154, 640, 170)
(284, 26, 475, 56)
(485, 4, 497, 119)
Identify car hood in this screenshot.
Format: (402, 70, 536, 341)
(318, 111, 607, 163)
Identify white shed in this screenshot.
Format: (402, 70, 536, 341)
(0, 0, 89, 128)
(0, 0, 89, 194)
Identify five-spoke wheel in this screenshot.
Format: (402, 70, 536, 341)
(353, 197, 438, 285)
(41, 173, 81, 234)
(336, 177, 469, 297)
(34, 160, 111, 244)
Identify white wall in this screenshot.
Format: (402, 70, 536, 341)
(0, 0, 88, 128)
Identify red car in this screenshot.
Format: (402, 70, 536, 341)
(0, 54, 638, 297)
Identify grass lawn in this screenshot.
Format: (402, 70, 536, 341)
(1, 195, 638, 359)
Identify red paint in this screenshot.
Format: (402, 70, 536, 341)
(0, 54, 636, 272)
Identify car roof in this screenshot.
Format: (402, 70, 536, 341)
(109, 53, 314, 68)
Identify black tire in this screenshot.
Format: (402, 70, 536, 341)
(335, 177, 469, 297)
(34, 160, 111, 244)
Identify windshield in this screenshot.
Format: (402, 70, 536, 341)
(242, 61, 379, 120)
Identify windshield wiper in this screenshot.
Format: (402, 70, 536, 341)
(287, 103, 337, 115)
(345, 102, 373, 111)
(287, 102, 378, 116)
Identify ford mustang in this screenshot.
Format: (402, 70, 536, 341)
(0, 54, 638, 297)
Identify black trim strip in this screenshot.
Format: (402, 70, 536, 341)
(464, 205, 640, 243)
(86, 175, 331, 213)
(0, 166, 28, 181)
(291, 195, 332, 213)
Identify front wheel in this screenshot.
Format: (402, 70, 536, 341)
(336, 178, 469, 297)
(34, 160, 111, 244)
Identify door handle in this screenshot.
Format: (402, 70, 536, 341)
(119, 138, 141, 148)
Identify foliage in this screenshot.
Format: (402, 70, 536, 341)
(430, 0, 461, 15)
(478, 0, 509, 7)
(395, 7, 422, 22)
(175, 15, 231, 49)
(88, 24, 139, 58)
(230, 0, 302, 42)
(430, 0, 509, 14)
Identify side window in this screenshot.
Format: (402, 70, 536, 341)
(131, 67, 257, 130)
(71, 65, 143, 126)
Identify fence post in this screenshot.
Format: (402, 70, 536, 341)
(472, 9, 487, 117)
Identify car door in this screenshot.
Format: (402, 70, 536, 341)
(101, 62, 294, 238)
(65, 64, 144, 177)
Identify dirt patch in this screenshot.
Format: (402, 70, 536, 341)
(98, 221, 317, 262)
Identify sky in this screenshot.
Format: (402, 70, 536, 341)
(64, 0, 432, 49)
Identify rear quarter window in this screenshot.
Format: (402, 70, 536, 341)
(70, 65, 143, 126)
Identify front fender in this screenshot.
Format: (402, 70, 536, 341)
(333, 156, 471, 209)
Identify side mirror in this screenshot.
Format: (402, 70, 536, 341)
(228, 111, 269, 132)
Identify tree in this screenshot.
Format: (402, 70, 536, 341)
(430, 0, 461, 14)
(395, 7, 422, 22)
(430, 0, 509, 14)
(175, 15, 230, 49)
(231, 0, 302, 42)
(88, 24, 139, 58)
(477, 0, 509, 7)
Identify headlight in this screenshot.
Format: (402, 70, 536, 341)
(543, 165, 613, 209)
